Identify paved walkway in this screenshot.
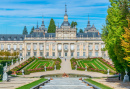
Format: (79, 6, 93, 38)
(43, 78, 92, 89)
(0, 77, 39, 89)
(20, 58, 113, 78)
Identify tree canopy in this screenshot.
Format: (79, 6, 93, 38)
(101, 0, 129, 79)
(48, 18, 56, 33)
(71, 21, 77, 28)
(22, 26, 28, 35)
(79, 29, 83, 33)
(30, 26, 34, 34)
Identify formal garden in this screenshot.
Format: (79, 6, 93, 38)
(11, 57, 62, 75)
(70, 57, 116, 74)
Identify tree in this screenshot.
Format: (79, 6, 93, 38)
(30, 26, 34, 34)
(79, 29, 83, 33)
(71, 21, 77, 28)
(22, 26, 28, 35)
(48, 18, 56, 33)
(101, 0, 129, 80)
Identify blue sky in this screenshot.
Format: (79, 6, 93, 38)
(0, 0, 110, 34)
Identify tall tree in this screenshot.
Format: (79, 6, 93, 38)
(30, 26, 34, 34)
(48, 18, 56, 33)
(79, 29, 83, 33)
(101, 0, 129, 80)
(71, 21, 77, 28)
(22, 26, 28, 35)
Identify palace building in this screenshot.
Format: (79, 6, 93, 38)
(0, 5, 109, 59)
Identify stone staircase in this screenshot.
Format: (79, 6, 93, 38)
(42, 78, 93, 89)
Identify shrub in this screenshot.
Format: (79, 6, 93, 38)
(24, 70, 30, 75)
(7, 71, 12, 75)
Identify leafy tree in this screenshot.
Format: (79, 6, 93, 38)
(22, 26, 28, 35)
(30, 26, 34, 34)
(101, 0, 129, 80)
(48, 18, 56, 33)
(71, 21, 77, 28)
(79, 29, 83, 33)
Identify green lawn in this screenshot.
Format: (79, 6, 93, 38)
(16, 78, 47, 89)
(78, 59, 114, 71)
(26, 60, 54, 70)
(85, 79, 113, 89)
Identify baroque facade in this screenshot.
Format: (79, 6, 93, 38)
(0, 5, 108, 59)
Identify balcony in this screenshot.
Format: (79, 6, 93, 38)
(64, 48, 68, 51)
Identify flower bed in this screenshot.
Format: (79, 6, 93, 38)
(11, 57, 35, 72)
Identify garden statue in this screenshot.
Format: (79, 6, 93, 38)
(6, 62, 7, 67)
(85, 66, 87, 71)
(20, 57, 21, 61)
(11, 59, 13, 65)
(44, 66, 46, 72)
(107, 69, 109, 75)
(22, 69, 24, 75)
(54, 65, 56, 70)
(123, 69, 129, 83)
(2, 66, 8, 81)
(16, 58, 18, 63)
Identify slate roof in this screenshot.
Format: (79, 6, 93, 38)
(0, 32, 101, 41)
(0, 34, 25, 41)
(77, 32, 101, 37)
(61, 21, 70, 26)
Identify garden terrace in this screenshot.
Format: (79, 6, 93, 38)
(70, 58, 116, 74)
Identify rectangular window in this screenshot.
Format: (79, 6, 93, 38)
(71, 52, 73, 57)
(1, 44, 4, 50)
(95, 45, 99, 50)
(40, 44, 43, 50)
(88, 45, 92, 50)
(88, 52, 92, 57)
(53, 52, 55, 56)
(46, 52, 49, 57)
(8, 45, 10, 50)
(71, 45, 74, 50)
(52, 45, 55, 50)
(27, 45, 30, 50)
(20, 53, 22, 56)
(64, 45, 68, 50)
(46, 45, 49, 50)
(33, 44, 37, 50)
(77, 45, 79, 50)
(14, 45, 16, 50)
(58, 52, 61, 57)
(77, 52, 79, 57)
(40, 52, 43, 56)
(27, 52, 30, 56)
(101, 45, 105, 49)
(95, 52, 98, 57)
(65, 52, 67, 56)
(83, 45, 85, 50)
(20, 45, 22, 51)
(83, 52, 86, 57)
(34, 52, 37, 56)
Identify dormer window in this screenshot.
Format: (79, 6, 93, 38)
(1, 37, 4, 40)
(20, 37, 23, 40)
(14, 37, 17, 40)
(8, 37, 11, 40)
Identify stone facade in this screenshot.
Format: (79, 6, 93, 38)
(0, 5, 109, 59)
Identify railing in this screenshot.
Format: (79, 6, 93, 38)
(25, 37, 101, 40)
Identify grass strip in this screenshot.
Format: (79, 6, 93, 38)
(85, 79, 113, 89)
(16, 78, 47, 89)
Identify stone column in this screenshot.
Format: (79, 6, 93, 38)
(55, 43, 57, 58)
(37, 43, 40, 57)
(99, 43, 102, 57)
(74, 43, 77, 58)
(62, 43, 64, 57)
(31, 43, 33, 57)
(92, 43, 95, 57)
(86, 42, 88, 58)
(68, 43, 70, 57)
(44, 42, 46, 57)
